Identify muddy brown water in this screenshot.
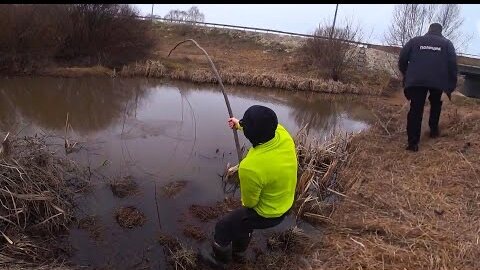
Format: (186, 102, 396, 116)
(0, 77, 372, 269)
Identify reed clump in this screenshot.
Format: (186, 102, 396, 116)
(293, 126, 355, 224)
(115, 206, 146, 229)
(158, 233, 197, 270)
(0, 133, 89, 266)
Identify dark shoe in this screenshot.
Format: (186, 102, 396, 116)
(430, 128, 440, 138)
(232, 233, 252, 263)
(406, 144, 418, 152)
(199, 241, 231, 269)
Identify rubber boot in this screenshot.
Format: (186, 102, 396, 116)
(232, 233, 252, 263)
(199, 241, 232, 269)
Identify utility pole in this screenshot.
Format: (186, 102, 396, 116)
(151, 4, 154, 20)
(330, 4, 339, 39)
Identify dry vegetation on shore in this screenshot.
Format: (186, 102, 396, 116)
(314, 93, 480, 269)
(117, 22, 396, 96)
(0, 134, 89, 267)
(1, 10, 398, 96)
(1, 6, 479, 269)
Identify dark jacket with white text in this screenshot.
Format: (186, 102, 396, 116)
(398, 30, 458, 93)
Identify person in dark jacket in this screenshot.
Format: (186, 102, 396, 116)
(398, 23, 458, 152)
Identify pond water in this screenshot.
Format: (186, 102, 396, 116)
(0, 77, 372, 269)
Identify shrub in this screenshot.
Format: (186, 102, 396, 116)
(0, 4, 155, 72)
(0, 4, 70, 72)
(56, 4, 155, 67)
(302, 19, 364, 81)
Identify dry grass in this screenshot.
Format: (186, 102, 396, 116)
(0, 133, 89, 267)
(77, 216, 103, 241)
(9, 21, 398, 96)
(182, 224, 206, 241)
(267, 226, 319, 254)
(315, 93, 480, 269)
(40, 66, 113, 78)
(293, 125, 355, 225)
(114, 206, 146, 229)
(109, 176, 139, 198)
(119, 61, 377, 95)
(161, 180, 188, 198)
(189, 197, 241, 222)
(158, 233, 197, 270)
(225, 226, 323, 270)
(117, 22, 393, 96)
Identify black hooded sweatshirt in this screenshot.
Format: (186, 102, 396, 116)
(398, 28, 458, 93)
(240, 105, 278, 147)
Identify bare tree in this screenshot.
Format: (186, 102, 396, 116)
(385, 4, 435, 46)
(187, 6, 205, 22)
(385, 4, 471, 51)
(164, 9, 188, 21)
(302, 18, 364, 81)
(164, 6, 205, 23)
(434, 4, 472, 51)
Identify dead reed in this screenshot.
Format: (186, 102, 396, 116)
(267, 226, 319, 254)
(119, 61, 377, 95)
(109, 176, 139, 198)
(182, 224, 207, 241)
(230, 226, 322, 270)
(189, 197, 241, 222)
(158, 233, 197, 270)
(114, 206, 146, 229)
(0, 133, 89, 266)
(293, 125, 355, 224)
(161, 180, 188, 198)
(77, 215, 103, 241)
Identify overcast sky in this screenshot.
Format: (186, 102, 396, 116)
(133, 4, 480, 56)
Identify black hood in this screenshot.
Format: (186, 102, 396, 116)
(240, 105, 278, 147)
(426, 23, 443, 37)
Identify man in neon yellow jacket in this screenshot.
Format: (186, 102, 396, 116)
(200, 105, 298, 268)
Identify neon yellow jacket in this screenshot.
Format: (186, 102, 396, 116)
(237, 124, 298, 218)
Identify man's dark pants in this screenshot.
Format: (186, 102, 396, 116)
(214, 207, 286, 248)
(404, 86, 443, 146)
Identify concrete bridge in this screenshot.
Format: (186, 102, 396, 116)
(459, 64, 480, 98)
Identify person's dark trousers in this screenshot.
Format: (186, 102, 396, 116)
(404, 86, 443, 146)
(214, 207, 286, 249)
